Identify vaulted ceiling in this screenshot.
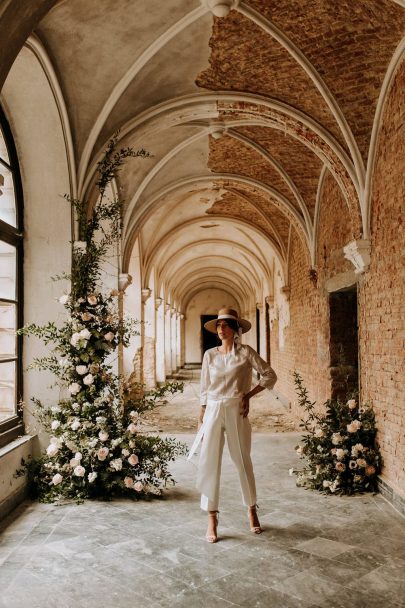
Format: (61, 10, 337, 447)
(3, 0, 405, 311)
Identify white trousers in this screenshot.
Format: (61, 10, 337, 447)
(196, 397, 257, 511)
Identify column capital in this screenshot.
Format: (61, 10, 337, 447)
(141, 287, 151, 304)
(280, 286, 290, 301)
(265, 295, 274, 306)
(343, 239, 371, 274)
(118, 273, 132, 292)
(155, 296, 163, 310)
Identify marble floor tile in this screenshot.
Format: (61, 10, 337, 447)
(0, 433, 404, 607)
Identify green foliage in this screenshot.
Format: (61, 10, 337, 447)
(18, 135, 186, 503)
(292, 372, 382, 495)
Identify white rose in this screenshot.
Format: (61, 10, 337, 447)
(76, 365, 88, 375)
(97, 447, 109, 461)
(68, 382, 81, 395)
(75, 452, 82, 461)
(133, 481, 143, 492)
(72, 402, 80, 412)
(335, 449, 346, 460)
(322, 480, 331, 488)
(70, 419, 81, 431)
(122, 448, 130, 457)
(88, 472, 98, 483)
(153, 456, 160, 463)
(52, 473, 63, 485)
(96, 416, 106, 424)
(87, 294, 98, 305)
(70, 458, 80, 468)
(347, 399, 357, 409)
(50, 436, 61, 445)
(58, 358, 69, 368)
(79, 328, 91, 340)
(70, 333, 81, 347)
(99, 431, 109, 442)
(124, 476, 134, 489)
(128, 454, 139, 466)
(314, 428, 324, 438)
(51, 420, 60, 431)
(331, 433, 343, 445)
(83, 374, 94, 386)
(46, 443, 59, 457)
(127, 423, 137, 434)
(104, 332, 115, 342)
(110, 458, 123, 471)
(73, 465, 85, 477)
(59, 294, 69, 305)
(130, 410, 139, 420)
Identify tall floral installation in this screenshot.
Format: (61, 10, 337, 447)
(292, 372, 382, 495)
(18, 136, 186, 502)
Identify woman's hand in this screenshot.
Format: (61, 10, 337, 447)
(198, 406, 205, 429)
(241, 393, 250, 417)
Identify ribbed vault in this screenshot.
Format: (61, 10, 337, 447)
(4, 0, 405, 324)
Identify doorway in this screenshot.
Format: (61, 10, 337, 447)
(329, 287, 359, 400)
(201, 315, 218, 357)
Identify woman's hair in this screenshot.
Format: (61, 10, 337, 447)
(216, 318, 239, 333)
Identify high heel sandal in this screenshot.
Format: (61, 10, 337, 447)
(206, 511, 219, 543)
(248, 504, 262, 534)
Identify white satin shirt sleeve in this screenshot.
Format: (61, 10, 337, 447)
(200, 350, 210, 406)
(245, 345, 277, 390)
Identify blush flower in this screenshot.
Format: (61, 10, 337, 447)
(133, 481, 143, 492)
(110, 458, 123, 471)
(357, 458, 367, 468)
(314, 428, 324, 438)
(365, 465, 376, 476)
(83, 374, 94, 386)
(51, 420, 60, 431)
(335, 462, 346, 472)
(104, 332, 115, 342)
(81, 312, 93, 321)
(347, 420, 361, 433)
(46, 443, 59, 457)
(68, 382, 81, 395)
(76, 365, 88, 375)
(70, 458, 80, 468)
(124, 477, 134, 488)
(128, 454, 139, 466)
(52, 473, 63, 485)
(331, 433, 343, 445)
(87, 294, 98, 306)
(98, 431, 109, 442)
(79, 328, 91, 340)
(97, 447, 109, 461)
(127, 423, 137, 434)
(70, 419, 81, 431)
(88, 472, 97, 483)
(347, 399, 357, 409)
(73, 465, 85, 477)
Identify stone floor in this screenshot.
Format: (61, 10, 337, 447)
(1, 431, 405, 608)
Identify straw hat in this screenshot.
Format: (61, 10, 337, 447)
(204, 308, 251, 334)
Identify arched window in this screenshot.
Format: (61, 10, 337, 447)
(0, 106, 23, 447)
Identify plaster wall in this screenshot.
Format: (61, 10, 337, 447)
(185, 288, 238, 363)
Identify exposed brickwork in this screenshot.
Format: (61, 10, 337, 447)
(235, 126, 323, 221)
(246, 0, 405, 163)
(196, 10, 341, 146)
(271, 168, 356, 422)
(358, 56, 405, 498)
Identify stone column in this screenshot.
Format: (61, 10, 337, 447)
(171, 307, 177, 372)
(164, 303, 172, 376)
(155, 297, 165, 383)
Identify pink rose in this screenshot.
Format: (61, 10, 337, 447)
(73, 465, 85, 477)
(335, 462, 346, 472)
(128, 454, 139, 466)
(133, 481, 143, 492)
(347, 399, 357, 409)
(97, 447, 109, 461)
(127, 423, 137, 434)
(124, 477, 134, 488)
(98, 431, 109, 442)
(87, 294, 98, 306)
(52, 473, 63, 485)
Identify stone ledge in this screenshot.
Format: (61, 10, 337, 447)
(378, 476, 405, 518)
(0, 434, 33, 458)
(0, 485, 29, 522)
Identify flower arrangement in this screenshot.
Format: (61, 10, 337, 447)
(291, 372, 382, 495)
(18, 135, 186, 502)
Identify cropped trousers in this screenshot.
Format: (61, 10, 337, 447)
(195, 397, 257, 511)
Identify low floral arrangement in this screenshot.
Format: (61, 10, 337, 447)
(18, 136, 186, 502)
(291, 372, 382, 495)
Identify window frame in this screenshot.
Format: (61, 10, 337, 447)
(0, 105, 24, 448)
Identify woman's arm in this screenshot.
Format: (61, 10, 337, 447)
(241, 347, 277, 417)
(199, 351, 210, 427)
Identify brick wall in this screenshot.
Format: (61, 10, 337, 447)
(358, 56, 405, 498)
(271, 170, 353, 420)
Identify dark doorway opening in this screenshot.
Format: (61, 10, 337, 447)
(201, 315, 218, 357)
(329, 287, 359, 400)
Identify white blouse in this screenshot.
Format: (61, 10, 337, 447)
(200, 343, 277, 405)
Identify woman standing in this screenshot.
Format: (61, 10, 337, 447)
(189, 308, 277, 543)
